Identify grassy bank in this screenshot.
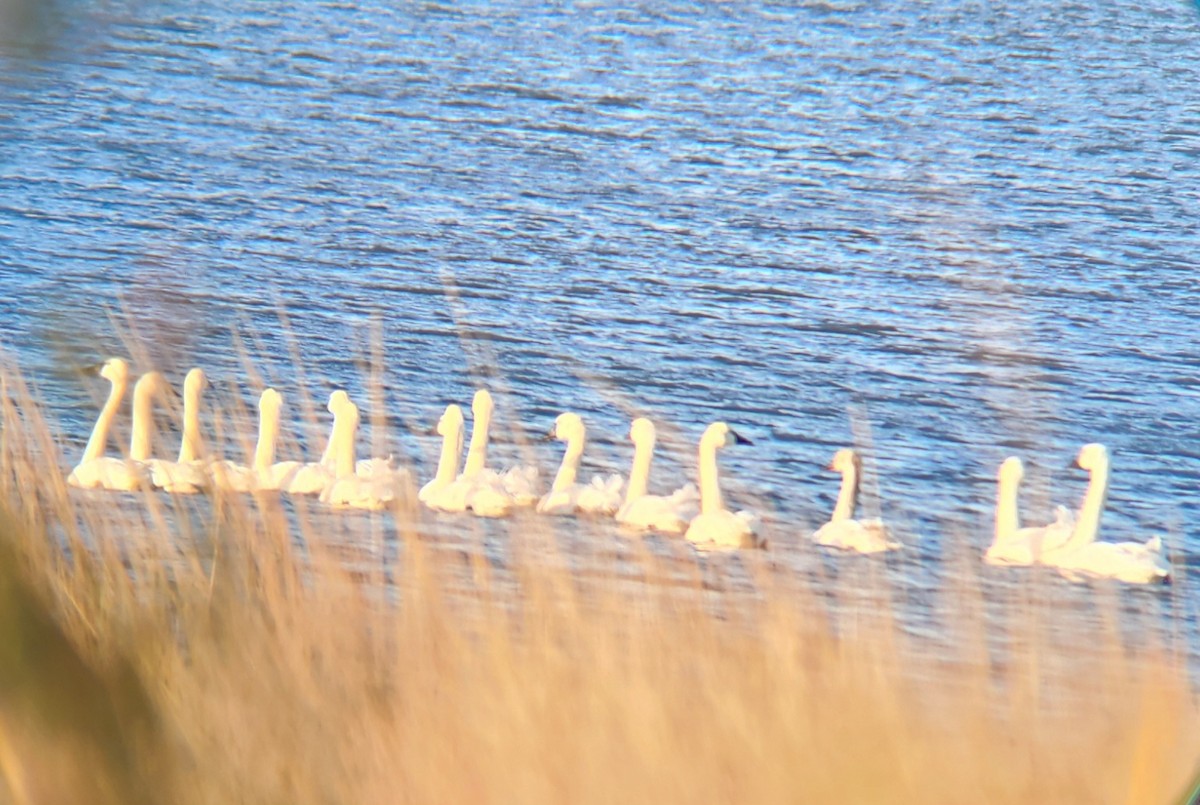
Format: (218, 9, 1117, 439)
(0, 366, 1197, 804)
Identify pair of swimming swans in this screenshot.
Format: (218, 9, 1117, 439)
(810, 448, 901, 554)
(420, 390, 538, 516)
(67, 358, 174, 491)
(987, 444, 1170, 584)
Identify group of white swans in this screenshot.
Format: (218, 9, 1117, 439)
(64, 358, 1171, 583)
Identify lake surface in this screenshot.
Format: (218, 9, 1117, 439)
(2, 0, 1199, 619)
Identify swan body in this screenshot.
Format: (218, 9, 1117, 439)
(67, 357, 130, 489)
(1052, 537, 1170, 584)
(500, 465, 540, 506)
(1042, 444, 1171, 584)
(614, 417, 699, 533)
(812, 448, 900, 554)
(321, 400, 401, 510)
(536, 413, 623, 516)
(684, 422, 760, 549)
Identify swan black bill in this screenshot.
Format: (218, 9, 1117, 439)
(730, 428, 754, 446)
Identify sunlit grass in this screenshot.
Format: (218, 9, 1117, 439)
(0, 359, 1197, 804)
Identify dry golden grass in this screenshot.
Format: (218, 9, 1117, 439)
(0, 361, 1197, 805)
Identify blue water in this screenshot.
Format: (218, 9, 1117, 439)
(2, 1, 1200, 602)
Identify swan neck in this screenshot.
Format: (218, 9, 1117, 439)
(624, 436, 653, 503)
(253, 405, 280, 472)
(551, 434, 584, 493)
(129, 381, 158, 461)
(463, 405, 491, 478)
(334, 408, 358, 479)
(434, 423, 463, 485)
(179, 383, 204, 462)
(1065, 459, 1109, 552)
(698, 440, 723, 515)
(994, 474, 1020, 544)
(320, 416, 337, 465)
(830, 464, 859, 522)
(82, 374, 126, 462)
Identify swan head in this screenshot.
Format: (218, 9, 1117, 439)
(998, 456, 1024, 483)
(259, 388, 283, 412)
(700, 421, 752, 450)
(133, 370, 172, 400)
(327, 389, 350, 414)
(437, 404, 465, 436)
(828, 448, 861, 474)
(1074, 443, 1109, 472)
(552, 412, 585, 442)
(184, 367, 207, 396)
(98, 357, 130, 384)
(472, 389, 494, 416)
(629, 417, 656, 444)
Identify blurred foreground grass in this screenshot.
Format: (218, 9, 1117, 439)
(0, 363, 1197, 804)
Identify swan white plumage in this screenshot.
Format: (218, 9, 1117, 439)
(69, 369, 171, 492)
(1042, 443, 1170, 584)
(434, 389, 541, 517)
(984, 456, 1074, 566)
(445, 389, 516, 517)
(419, 404, 470, 512)
(281, 390, 344, 495)
(536, 413, 623, 516)
(319, 390, 397, 480)
(320, 399, 402, 510)
(811, 448, 900, 554)
(149, 367, 211, 494)
(461, 389, 540, 509)
(208, 389, 305, 493)
(684, 422, 760, 549)
(67, 357, 130, 488)
(614, 417, 698, 533)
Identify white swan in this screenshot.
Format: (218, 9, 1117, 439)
(208, 389, 305, 493)
(319, 390, 397, 480)
(536, 413, 623, 516)
(811, 448, 900, 554)
(684, 422, 760, 549)
(432, 389, 540, 517)
(1043, 444, 1170, 584)
(281, 390, 344, 495)
(67, 357, 130, 488)
(419, 404, 470, 512)
(69, 369, 171, 492)
(149, 368, 211, 494)
(614, 417, 698, 533)
(438, 389, 516, 517)
(461, 389, 540, 509)
(320, 399, 402, 510)
(984, 456, 1074, 566)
